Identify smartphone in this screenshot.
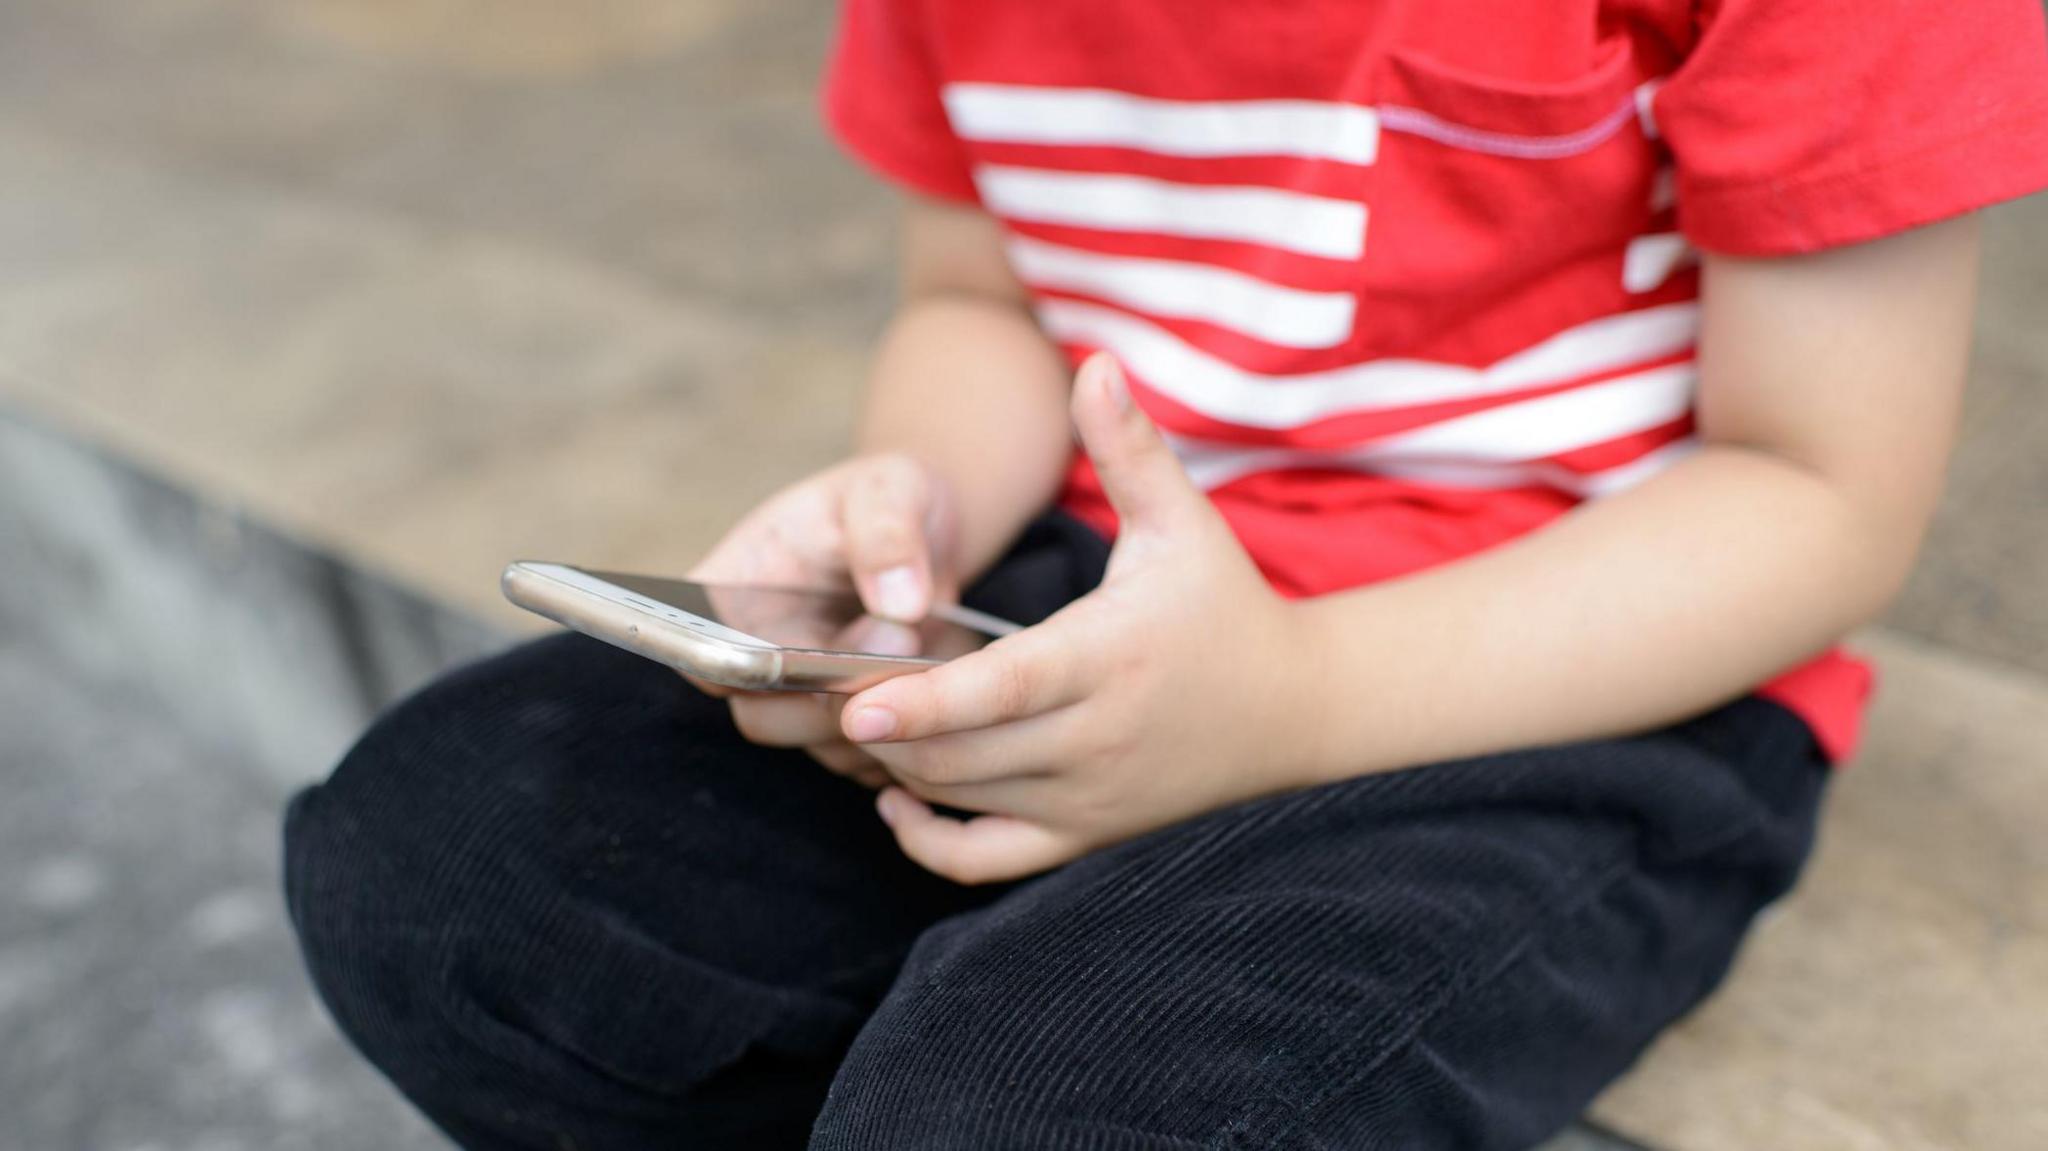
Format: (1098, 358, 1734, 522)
(501, 562, 1019, 692)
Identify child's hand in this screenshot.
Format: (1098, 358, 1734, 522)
(843, 354, 1322, 883)
(687, 453, 961, 788)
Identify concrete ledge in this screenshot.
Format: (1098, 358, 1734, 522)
(1, 401, 502, 787)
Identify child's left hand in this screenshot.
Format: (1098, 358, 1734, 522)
(842, 353, 1327, 884)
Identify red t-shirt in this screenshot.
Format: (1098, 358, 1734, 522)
(823, 0, 2048, 762)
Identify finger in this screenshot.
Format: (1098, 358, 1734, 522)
(841, 456, 941, 621)
(807, 742, 889, 787)
(875, 787, 1079, 885)
(860, 706, 1071, 789)
(850, 762, 894, 789)
(865, 760, 1053, 818)
(727, 692, 847, 749)
(1069, 353, 1204, 533)
(842, 622, 1097, 744)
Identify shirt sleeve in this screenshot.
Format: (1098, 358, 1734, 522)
(1653, 0, 2048, 255)
(821, 0, 979, 203)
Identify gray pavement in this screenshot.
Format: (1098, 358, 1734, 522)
(1, 407, 483, 1150)
(0, 645, 445, 1151)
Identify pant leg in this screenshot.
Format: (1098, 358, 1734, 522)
(283, 632, 976, 1149)
(810, 698, 1827, 1151)
(282, 511, 1112, 1150)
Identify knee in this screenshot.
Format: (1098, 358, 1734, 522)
(281, 778, 431, 1079)
(283, 656, 515, 1066)
(282, 634, 677, 1068)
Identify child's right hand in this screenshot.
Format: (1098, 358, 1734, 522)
(684, 453, 960, 787)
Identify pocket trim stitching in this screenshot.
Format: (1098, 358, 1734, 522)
(1378, 93, 1640, 161)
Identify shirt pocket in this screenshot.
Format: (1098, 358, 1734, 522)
(1360, 36, 1661, 357)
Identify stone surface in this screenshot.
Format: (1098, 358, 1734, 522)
(0, 115, 862, 636)
(1592, 629, 2048, 1151)
(0, 0, 888, 637)
(1, 403, 504, 788)
(0, 624, 448, 1151)
(0, 0, 895, 331)
(280, 0, 744, 78)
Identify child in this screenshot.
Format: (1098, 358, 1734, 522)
(284, 1, 2048, 1147)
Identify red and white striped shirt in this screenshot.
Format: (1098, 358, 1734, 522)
(824, 0, 2048, 762)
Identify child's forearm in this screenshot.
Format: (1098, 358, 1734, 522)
(841, 209, 1976, 883)
(1286, 218, 1980, 782)
(856, 293, 1076, 584)
(1289, 445, 1907, 779)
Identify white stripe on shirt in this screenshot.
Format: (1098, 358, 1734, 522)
(1005, 237, 1357, 349)
(1371, 437, 1701, 498)
(944, 83, 1381, 165)
(1162, 367, 1697, 490)
(1036, 298, 1700, 428)
(976, 167, 1369, 260)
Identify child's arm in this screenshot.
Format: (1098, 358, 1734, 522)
(693, 196, 1068, 614)
(1288, 214, 1979, 783)
(853, 195, 1076, 591)
(687, 194, 1070, 787)
(844, 215, 1980, 884)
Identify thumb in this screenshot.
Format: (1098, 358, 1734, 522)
(1070, 353, 1202, 532)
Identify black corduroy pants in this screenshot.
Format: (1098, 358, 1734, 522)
(284, 513, 1827, 1150)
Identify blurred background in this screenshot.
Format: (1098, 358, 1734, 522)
(0, 2, 2042, 1149)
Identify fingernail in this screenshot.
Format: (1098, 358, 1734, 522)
(876, 789, 902, 825)
(873, 565, 923, 620)
(847, 705, 897, 742)
(1098, 356, 1131, 412)
(861, 620, 921, 658)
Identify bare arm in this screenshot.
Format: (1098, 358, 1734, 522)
(855, 196, 1075, 585)
(686, 196, 1072, 787)
(1291, 216, 1980, 778)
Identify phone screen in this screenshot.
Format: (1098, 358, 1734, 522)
(582, 572, 1009, 661)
